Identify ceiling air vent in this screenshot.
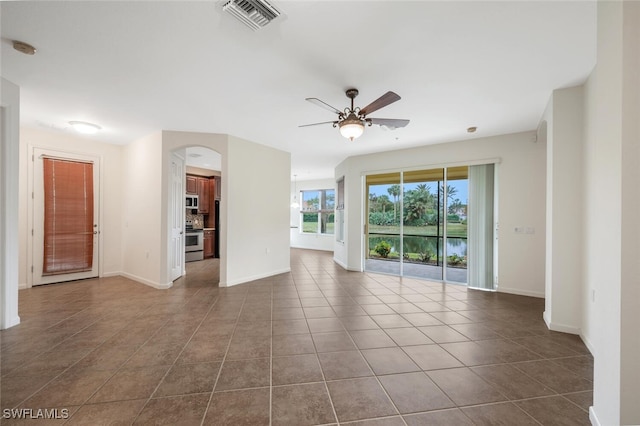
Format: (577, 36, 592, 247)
(222, 0, 280, 31)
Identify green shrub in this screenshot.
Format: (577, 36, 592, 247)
(368, 211, 396, 226)
(418, 251, 433, 263)
(447, 253, 466, 266)
(374, 240, 391, 258)
(447, 214, 460, 222)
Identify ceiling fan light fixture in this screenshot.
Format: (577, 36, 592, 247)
(69, 121, 102, 134)
(301, 89, 408, 141)
(291, 174, 300, 208)
(339, 114, 365, 141)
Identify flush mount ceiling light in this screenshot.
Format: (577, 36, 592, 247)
(69, 121, 102, 134)
(300, 88, 410, 142)
(12, 40, 36, 55)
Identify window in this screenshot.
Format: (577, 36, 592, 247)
(336, 178, 345, 242)
(301, 189, 335, 234)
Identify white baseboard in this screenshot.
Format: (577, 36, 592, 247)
(542, 311, 581, 335)
(498, 286, 545, 298)
(332, 258, 361, 272)
(333, 257, 348, 270)
(119, 272, 173, 290)
(580, 333, 595, 356)
(589, 406, 600, 426)
(223, 267, 291, 287)
(290, 244, 333, 252)
(18, 282, 27, 290)
(548, 322, 581, 335)
(1, 315, 21, 329)
(101, 271, 121, 278)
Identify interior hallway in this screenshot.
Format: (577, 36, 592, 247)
(0, 249, 592, 425)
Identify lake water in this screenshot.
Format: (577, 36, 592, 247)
(369, 235, 467, 257)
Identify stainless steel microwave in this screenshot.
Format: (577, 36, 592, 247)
(186, 195, 199, 209)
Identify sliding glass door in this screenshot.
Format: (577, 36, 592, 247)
(365, 166, 472, 285)
(444, 167, 469, 284)
(365, 173, 401, 276)
(402, 169, 444, 281)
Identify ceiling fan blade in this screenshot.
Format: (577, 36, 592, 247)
(359, 91, 401, 116)
(299, 121, 337, 128)
(305, 98, 343, 115)
(368, 118, 410, 128)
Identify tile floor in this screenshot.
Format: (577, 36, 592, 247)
(1, 249, 593, 425)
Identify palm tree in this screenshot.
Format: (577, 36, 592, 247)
(377, 194, 392, 213)
(438, 183, 458, 208)
(369, 193, 378, 212)
(448, 198, 464, 215)
(387, 184, 401, 222)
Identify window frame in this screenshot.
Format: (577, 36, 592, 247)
(299, 188, 335, 235)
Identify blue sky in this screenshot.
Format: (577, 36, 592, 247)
(370, 180, 468, 204)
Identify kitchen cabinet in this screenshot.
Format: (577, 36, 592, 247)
(203, 229, 215, 258)
(186, 176, 198, 194)
(206, 178, 216, 228)
(197, 177, 209, 214)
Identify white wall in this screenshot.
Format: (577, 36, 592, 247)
(581, 59, 597, 358)
(226, 135, 290, 286)
(290, 178, 335, 252)
(18, 127, 124, 287)
(619, 2, 640, 420)
(1, 77, 20, 329)
(542, 86, 584, 335)
(587, 3, 623, 424)
(121, 132, 163, 287)
(335, 131, 546, 297)
(585, 2, 640, 425)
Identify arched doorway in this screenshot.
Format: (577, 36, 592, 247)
(169, 146, 222, 285)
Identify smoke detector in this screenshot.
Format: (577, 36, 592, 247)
(222, 0, 280, 31)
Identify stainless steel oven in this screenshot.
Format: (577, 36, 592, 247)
(185, 229, 204, 262)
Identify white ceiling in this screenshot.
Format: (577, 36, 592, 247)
(186, 146, 222, 171)
(1, 1, 596, 180)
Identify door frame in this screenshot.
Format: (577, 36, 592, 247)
(27, 146, 103, 288)
(362, 162, 489, 285)
(169, 152, 185, 281)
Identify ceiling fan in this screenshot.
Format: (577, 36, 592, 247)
(300, 89, 410, 141)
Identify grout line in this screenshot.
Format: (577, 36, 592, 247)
(7, 253, 593, 426)
(79, 301, 200, 422)
(269, 284, 273, 426)
(200, 285, 250, 426)
(328, 305, 408, 425)
(8, 296, 173, 413)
